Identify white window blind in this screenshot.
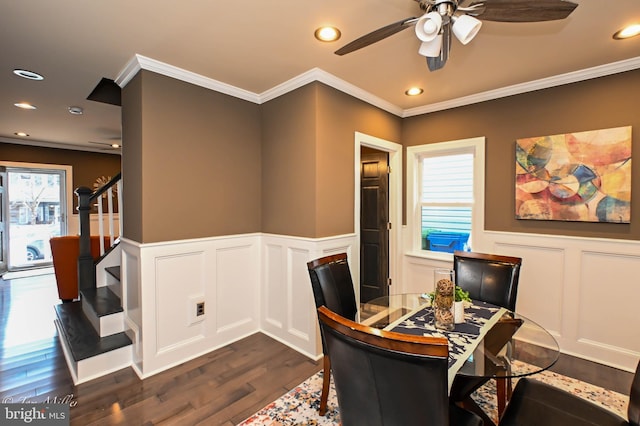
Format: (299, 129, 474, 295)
(421, 154, 474, 204)
(420, 152, 474, 251)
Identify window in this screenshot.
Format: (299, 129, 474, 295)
(407, 137, 485, 254)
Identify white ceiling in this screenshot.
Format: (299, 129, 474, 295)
(1, 0, 639, 153)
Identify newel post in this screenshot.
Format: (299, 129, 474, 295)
(75, 186, 95, 290)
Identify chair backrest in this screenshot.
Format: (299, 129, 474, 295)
(453, 250, 522, 311)
(306, 253, 357, 321)
(629, 359, 640, 426)
(317, 305, 450, 426)
(50, 235, 113, 300)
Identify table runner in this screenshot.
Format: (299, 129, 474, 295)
(385, 300, 506, 391)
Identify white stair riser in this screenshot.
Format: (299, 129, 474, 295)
(81, 298, 125, 337)
(55, 319, 131, 385)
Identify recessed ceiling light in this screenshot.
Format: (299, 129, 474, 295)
(111, 143, 121, 148)
(613, 24, 640, 40)
(68, 106, 84, 115)
(314, 26, 341, 42)
(14, 132, 29, 137)
(13, 69, 44, 80)
(14, 102, 37, 110)
(405, 87, 424, 96)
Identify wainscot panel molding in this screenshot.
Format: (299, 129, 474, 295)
(120, 233, 355, 380)
(121, 234, 261, 379)
(260, 233, 357, 359)
(401, 231, 640, 372)
(118, 230, 637, 381)
(485, 231, 640, 373)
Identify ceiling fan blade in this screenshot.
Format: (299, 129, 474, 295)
(427, 24, 451, 72)
(470, 0, 578, 23)
(335, 16, 419, 56)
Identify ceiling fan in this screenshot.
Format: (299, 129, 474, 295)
(335, 0, 578, 71)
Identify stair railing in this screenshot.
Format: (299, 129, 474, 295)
(75, 172, 121, 290)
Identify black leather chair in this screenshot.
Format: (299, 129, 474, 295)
(499, 359, 640, 425)
(317, 305, 484, 426)
(307, 253, 358, 416)
(453, 251, 522, 311)
(450, 250, 523, 420)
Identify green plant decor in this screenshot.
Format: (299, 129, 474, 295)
(427, 285, 471, 302)
(454, 286, 471, 302)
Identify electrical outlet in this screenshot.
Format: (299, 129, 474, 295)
(188, 295, 206, 325)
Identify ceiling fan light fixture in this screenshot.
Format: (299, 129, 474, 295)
(415, 12, 442, 42)
(452, 14, 482, 45)
(418, 35, 443, 57)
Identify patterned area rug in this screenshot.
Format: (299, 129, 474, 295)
(238, 361, 629, 425)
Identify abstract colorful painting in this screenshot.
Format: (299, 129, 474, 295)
(516, 126, 631, 223)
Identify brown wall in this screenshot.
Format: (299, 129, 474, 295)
(316, 83, 402, 236)
(261, 84, 318, 237)
(0, 142, 121, 213)
(122, 67, 639, 242)
(121, 73, 143, 242)
(261, 82, 402, 238)
(122, 70, 262, 244)
(403, 69, 640, 240)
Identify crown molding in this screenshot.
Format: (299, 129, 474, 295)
(115, 54, 640, 119)
(403, 56, 640, 117)
(116, 56, 404, 116)
(115, 55, 261, 104)
(259, 68, 404, 116)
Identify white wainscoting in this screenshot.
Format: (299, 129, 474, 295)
(401, 231, 640, 372)
(120, 229, 637, 379)
(260, 233, 357, 359)
(120, 232, 356, 379)
(121, 234, 262, 378)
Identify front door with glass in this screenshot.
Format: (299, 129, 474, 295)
(6, 167, 67, 270)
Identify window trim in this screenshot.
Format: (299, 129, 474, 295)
(406, 137, 485, 257)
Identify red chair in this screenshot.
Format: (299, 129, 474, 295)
(50, 235, 112, 302)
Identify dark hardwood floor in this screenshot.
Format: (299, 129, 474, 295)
(0, 272, 633, 425)
(1, 272, 321, 425)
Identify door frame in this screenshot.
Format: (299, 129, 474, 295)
(0, 161, 72, 270)
(353, 132, 402, 304)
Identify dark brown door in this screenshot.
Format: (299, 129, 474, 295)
(360, 149, 389, 303)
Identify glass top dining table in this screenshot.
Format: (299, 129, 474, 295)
(360, 293, 560, 382)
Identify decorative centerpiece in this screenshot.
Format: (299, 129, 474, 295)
(433, 269, 455, 330)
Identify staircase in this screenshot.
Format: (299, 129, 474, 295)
(53, 173, 132, 385)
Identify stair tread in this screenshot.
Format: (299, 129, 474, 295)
(81, 286, 123, 316)
(54, 302, 131, 361)
(105, 265, 121, 281)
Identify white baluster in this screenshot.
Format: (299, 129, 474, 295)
(107, 187, 114, 247)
